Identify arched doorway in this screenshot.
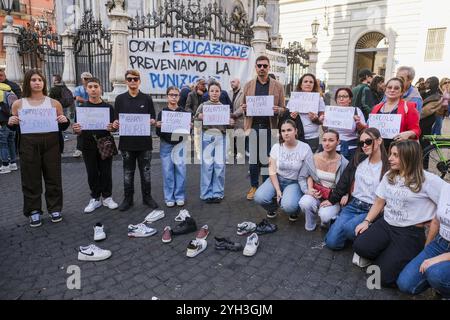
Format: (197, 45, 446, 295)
(353, 32, 388, 85)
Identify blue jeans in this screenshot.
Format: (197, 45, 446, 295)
(200, 132, 226, 200)
(0, 124, 16, 165)
(339, 139, 358, 161)
(160, 141, 186, 203)
(254, 175, 303, 215)
(397, 235, 450, 298)
(432, 116, 443, 135)
(325, 198, 372, 250)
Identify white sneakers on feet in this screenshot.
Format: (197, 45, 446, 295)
(102, 197, 118, 209)
(144, 209, 165, 223)
(8, 163, 18, 171)
(243, 233, 259, 257)
(0, 165, 11, 174)
(186, 239, 207, 257)
(84, 198, 102, 213)
(352, 253, 372, 268)
(78, 244, 111, 261)
(176, 200, 185, 206)
(128, 223, 157, 238)
(94, 223, 106, 241)
(174, 209, 191, 222)
(165, 201, 175, 207)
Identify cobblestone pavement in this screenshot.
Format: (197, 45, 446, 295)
(0, 156, 435, 300)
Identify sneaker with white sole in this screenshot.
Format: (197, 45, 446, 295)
(0, 165, 11, 174)
(84, 198, 102, 213)
(162, 226, 172, 243)
(144, 209, 165, 223)
(166, 201, 175, 207)
(243, 233, 259, 257)
(29, 212, 42, 228)
(8, 163, 18, 171)
(237, 221, 256, 236)
(176, 200, 185, 207)
(50, 212, 63, 223)
(94, 223, 106, 241)
(102, 197, 118, 210)
(352, 253, 372, 268)
(174, 209, 191, 222)
(128, 223, 157, 238)
(186, 239, 207, 257)
(72, 150, 82, 158)
(78, 244, 111, 261)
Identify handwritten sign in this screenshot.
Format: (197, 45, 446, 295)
(246, 96, 274, 117)
(76, 107, 110, 130)
(265, 49, 288, 85)
(203, 105, 230, 125)
(287, 92, 320, 113)
(161, 111, 191, 134)
(324, 106, 356, 130)
(119, 113, 151, 136)
(19, 107, 58, 134)
(368, 114, 402, 139)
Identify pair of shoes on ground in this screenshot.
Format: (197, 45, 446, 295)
(236, 219, 277, 236)
(29, 211, 62, 227)
(165, 200, 185, 207)
(0, 163, 18, 174)
(84, 197, 119, 213)
(77, 224, 110, 261)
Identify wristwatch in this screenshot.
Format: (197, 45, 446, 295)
(364, 219, 372, 226)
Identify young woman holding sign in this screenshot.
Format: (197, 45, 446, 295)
(353, 140, 445, 287)
(156, 86, 189, 207)
(370, 77, 421, 151)
(8, 69, 69, 227)
(72, 78, 118, 214)
(195, 82, 235, 203)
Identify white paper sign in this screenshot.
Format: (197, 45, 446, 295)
(368, 114, 402, 139)
(287, 92, 320, 114)
(324, 106, 356, 130)
(161, 111, 191, 134)
(246, 96, 274, 117)
(119, 113, 151, 136)
(76, 107, 110, 130)
(19, 107, 58, 134)
(203, 105, 230, 125)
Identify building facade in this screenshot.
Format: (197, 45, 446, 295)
(279, 0, 450, 89)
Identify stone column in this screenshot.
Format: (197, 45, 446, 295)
(251, 5, 271, 57)
(61, 29, 77, 92)
(1, 15, 24, 85)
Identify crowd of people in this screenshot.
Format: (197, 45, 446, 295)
(1, 55, 450, 299)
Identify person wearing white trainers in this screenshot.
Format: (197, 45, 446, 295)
(8, 163, 17, 171)
(78, 244, 111, 261)
(72, 78, 118, 215)
(94, 223, 106, 241)
(144, 209, 165, 223)
(186, 239, 207, 257)
(243, 233, 259, 257)
(174, 209, 191, 222)
(128, 223, 157, 238)
(0, 165, 11, 174)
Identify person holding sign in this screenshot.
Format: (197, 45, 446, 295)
(72, 78, 118, 214)
(8, 69, 69, 227)
(370, 77, 421, 151)
(195, 82, 235, 203)
(156, 86, 190, 207)
(353, 140, 445, 287)
(241, 55, 286, 201)
(112, 70, 158, 212)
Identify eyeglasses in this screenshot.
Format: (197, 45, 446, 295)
(126, 77, 140, 82)
(256, 64, 269, 69)
(337, 95, 350, 99)
(386, 85, 402, 91)
(444, 81, 450, 85)
(168, 94, 180, 97)
(358, 139, 374, 147)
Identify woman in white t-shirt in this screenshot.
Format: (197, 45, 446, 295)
(254, 120, 313, 222)
(354, 140, 446, 288)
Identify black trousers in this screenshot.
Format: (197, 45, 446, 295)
(353, 218, 425, 287)
(82, 148, 112, 199)
(122, 150, 153, 201)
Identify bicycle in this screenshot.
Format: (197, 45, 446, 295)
(422, 135, 450, 180)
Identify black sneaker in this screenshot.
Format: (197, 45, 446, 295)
(118, 198, 133, 212)
(266, 211, 278, 219)
(255, 219, 277, 235)
(214, 237, 243, 251)
(289, 213, 299, 222)
(29, 211, 42, 228)
(205, 198, 215, 204)
(172, 217, 197, 236)
(212, 197, 222, 203)
(50, 212, 63, 223)
(143, 197, 159, 210)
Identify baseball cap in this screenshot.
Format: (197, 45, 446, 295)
(81, 72, 93, 79)
(358, 68, 375, 79)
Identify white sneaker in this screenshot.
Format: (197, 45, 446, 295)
(186, 239, 207, 257)
(94, 223, 106, 241)
(165, 201, 175, 207)
(0, 165, 11, 174)
(8, 163, 18, 171)
(84, 198, 102, 213)
(243, 233, 259, 257)
(352, 253, 372, 268)
(128, 223, 157, 238)
(174, 209, 191, 222)
(144, 209, 165, 223)
(78, 244, 111, 261)
(102, 197, 118, 210)
(176, 200, 185, 207)
(72, 150, 82, 157)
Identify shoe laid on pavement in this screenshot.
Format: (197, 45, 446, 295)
(29, 211, 42, 228)
(128, 223, 157, 238)
(144, 209, 165, 223)
(196, 225, 210, 240)
(8, 163, 18, 171)
(186, 239, 207, 258)
(94, 223, 106, 241)
(162, 226, 172, 243)
(243, 233, 259, 257)
(352, 253, 372, 268)
(255, 219, 277, 235)
(175, 209, 191, 222)
(0, 165, 11, 174)
(266, 211, 278, 219)
(72, 150, 82, 158)
(50, 212, 63, 223)
(237, 221, 257, 236)
(84, 198, 102, 213)
(214, 237, 243, 251)
(166, 201, 175, 208)
(246, 187, 257, 200)
(172, 217, 197, 236)
(102, 197, 118, 210)
(78, 244, 111, 261)
(176, 200, 185, 207)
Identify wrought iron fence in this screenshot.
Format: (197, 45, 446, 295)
(281, 41, 310, 96)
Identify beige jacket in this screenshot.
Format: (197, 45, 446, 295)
(228, 88, 245, 130)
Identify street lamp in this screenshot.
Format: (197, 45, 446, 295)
(311, 17, 320, 38)
(1, 0, 14, 27)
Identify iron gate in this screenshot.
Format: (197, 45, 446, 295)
(281, 41, 310, 96)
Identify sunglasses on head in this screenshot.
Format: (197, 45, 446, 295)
(126, 77, 140, 82)
(256, 64, 269, 69)
(358, 138, 374, 147)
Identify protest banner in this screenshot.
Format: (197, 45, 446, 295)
(246, 96, 274, 117)
(287, 92, 320, 113)
(265, 49, 288, 85)
(323, 106, 356, 130)
(119, 113, 151, 136)
(203, 105, 230, 125)
(19, 107, 58, 134)
(161, 111, 191, 134)
(76, 107, 110, 130)
(368, 114, 402, 139)
(128, 38, 256, 94)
